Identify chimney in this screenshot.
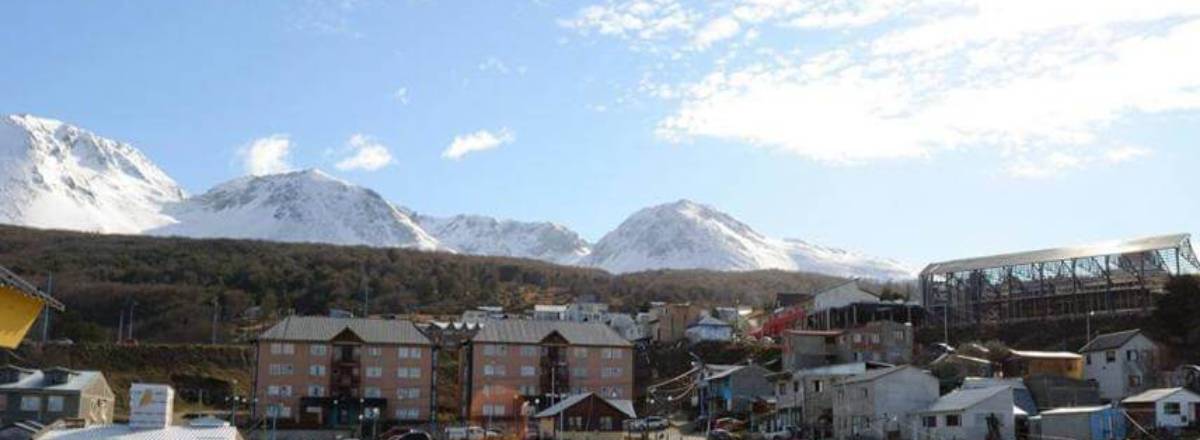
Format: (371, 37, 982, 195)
(129, 383, 175, 430)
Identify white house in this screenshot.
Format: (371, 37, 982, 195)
(913, 386, 1015, 440)
(605, 313, 643, 341)
(812, 281, 879, 314)
(1122, 387, 1200, 430)
(833, 365, 940, 440)
(685, 315, 733, 343)
(1080, 329, 1160, 402)
(532, 304, 568, 320)
(566, 302, 609, 322)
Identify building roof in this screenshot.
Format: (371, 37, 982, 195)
(706, 364, 769, 381)
(1039, 405, 1112, 416)
(0, 264, 64, 311)
(534, 305, 568, 313)
(533, 393, 636, 419)
(1080, 329, 1144, 353)
(840, 365, 914, 385)
(472, 320, 632, 347)
(785, 329, 844, 337)
(258, 316, 431, 345)
(690, 315, 732, 328)
(41, 425, 241, 440)
(922, 233, 1191, 275)
(1123, 387, 1200, 404)
(0, 368, 104, 392)
(920, 386, 1011, 414)
(1008, 350, 1083, 360)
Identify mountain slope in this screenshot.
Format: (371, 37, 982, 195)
(583, 200, 911, 279)
(0, 114, 184, 233)
(416, 214, 591, 265)
(150, 169, 442, 250)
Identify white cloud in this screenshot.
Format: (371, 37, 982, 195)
(693, 16, 741, 49)
(568, 0, 1200, 174)
(442, 128, 515, 160)
(393, 87, 409, 105)
(335, 134, 394, 171)
(239, 135, 293, 176)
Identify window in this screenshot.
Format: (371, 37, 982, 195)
(266, 385, 292, 397)
(398, 388, 421, 399)
(521, 366, 536, 377)
(1087, 354, 1092, 365)
(520, 384, 539, 396)
(47, 396, 64, 412)
(366, 367, 383, 378)
(367, 347, 381, 357)
(945, 415, 960, 427)
(269, 343, 295, 355)
(309, 365, 326, 377)
(600, 416, 614, 430)
(870, 334, 880, 344)
(812, 380, 824, 393)
(852, 334, 862, 343)
(307, 385, 325, 397)
(573, 347, 589, 358)
(922, 416, 937, 428)
(572, 367, 588, 378)
(520, 346, 538, 357)
(1127, 350, 1138, 361)
(793, 381, 800, 393)
(482, 404, 507, 417)
(484, 365, 505, 377)
(0, 394, 6, 410)
(410, 347, 422, 359)
(310, 344, 327, 356)
(569, 416, 583, 430)
(483, 345, 507, 356)
(859, 388, 869, 399)
(1106, 350, 1116, 363)
(364, 387, 382, 398)
(1129, 375, 1143, 387)
(267, 405, 292, 418)
(602, 367, 623, 378)
(1165, 402, 1181, 415)
(601, 348, 624, 359)
(397, 367, 422, 379)
(269, 364, 294, 376)
(397, 408, 420, 420)
(893, 330, 906, 341)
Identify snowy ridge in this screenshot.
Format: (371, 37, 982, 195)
(416, 214, 591, 265)
(0, 114, 184, 233)
(150, 169, 442, 250)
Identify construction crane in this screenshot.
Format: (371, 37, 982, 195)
(0, 265, 64, 349)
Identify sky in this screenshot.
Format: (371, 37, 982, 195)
(2, 0, 1199, 267)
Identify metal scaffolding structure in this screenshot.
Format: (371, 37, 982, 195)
(920, 233, 1200, 327)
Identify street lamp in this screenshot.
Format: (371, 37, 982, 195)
(1086, 310, 1096, 344)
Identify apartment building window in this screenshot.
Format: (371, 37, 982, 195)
(310, 344, 327, 356)
(367, 347, 382, 357)
(47, 396, 63, 412)
(399, 347, 422, 359)
(366, 367, 383, 378)
(307, 385, 325, 397)
(519, 384, 538, 396)
(521, 366, 536, 377)
(893, 330, 906, 341)
(397, 388, 421, 399)
(601, 367, 622, 378)
(571, 367, 588, 378)
(364, 387, 382, 398)
(870, 334, 880, 344)
(1106, 350, 1116, 363)
(397, 408, 420, 420)
(267, 385, 293, 397)
(573, 347, 589, 358)
(269, 364, 294, 376)
(309, 365, 326, 377)
(267, 405, 292, 418)
(483, 345, 507, 356)
(601, 348, 624, 359)
(397, 367, 421, 379)
(520, 346, 538, 357)
(922, 416, 937, 428)
(270, 343, 295, 355)
(945, 415, 960, 426)
(482, 404, 506, 417)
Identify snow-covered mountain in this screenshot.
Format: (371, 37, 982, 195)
(416, 214, 591, 265)
(150, 169, 442, 250)
(583, 200, 912, 279)
(0, 114, 912, 279)
(0, 114, 185, 233)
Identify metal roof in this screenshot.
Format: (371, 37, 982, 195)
(921, 233, 1191, 275)
(1079, 329, 1144, 353)
(919, 386, 1011, 414)
(533, 393, 636, 419)
(1123, 387, 1200, 403)
(41, 425, 241, 440)
(1039, 405, 1112, 416)
(472, 320, 632, 347)
(0, 265, 63, 311)
(840, 365, 915, 385)
(1008, 350, 1083, 360)
(259, 316, 431, 345)
(0, 367, 105, 393)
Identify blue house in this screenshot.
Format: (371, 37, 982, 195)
(1035, 405, 1126, 440)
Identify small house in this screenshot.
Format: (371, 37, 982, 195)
(913, 385, 1016, 440)
(533, 393, 635, 440)
(701, 364, 774, 414)
(1003, 350, 1084, 380)
(686, 315, 733, 344)
(1080, 329, 1161, 402)
(1121, 387, 1200, 430)
(0, 366, 114, 426)
(833, 365, 940, 440)
(1034, 405, 1126, 440)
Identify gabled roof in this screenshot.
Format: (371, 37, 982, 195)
(840, 365, 916, 385)
(690, 315, 731, 328)
(785, 329, 843, 337)
(1123, 387, 1200, 404)
(533, 393, 636, 419)
(0, 368, 105, 392)
(1008, 350, 1082, 360)
(922, 233, 1192, 275)
(919, 386, 1011, 414)
(472, 320, 631, 347)
(1080, 329, 1145, 353)
(1040, 405, 1112, 416)
(40, 424, 241, 440)
(259, 316, 431, 345)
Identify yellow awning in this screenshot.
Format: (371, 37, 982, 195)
(0, 286, 45, 349)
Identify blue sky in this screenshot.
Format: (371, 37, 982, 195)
(2, 0, 1198, 266)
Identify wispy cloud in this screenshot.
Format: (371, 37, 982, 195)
(239, 135, 293, 176)
(335, 134, 394, 171)
(442, 128, 515, 160)
(564, 0, 1199, 175)
(393, 87, 409, 105)
(478, 57, 527, 76)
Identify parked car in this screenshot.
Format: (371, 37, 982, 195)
(446, 426, 487, 440)
(645, 416, 670, 431)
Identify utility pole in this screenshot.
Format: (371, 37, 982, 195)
(117, 310, 125, 344)
(211, 295, 220, 345)
(127, 300, 138, 342)
(41, 273, 53, 344)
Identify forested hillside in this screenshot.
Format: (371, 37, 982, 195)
(0, 225, 873, 344)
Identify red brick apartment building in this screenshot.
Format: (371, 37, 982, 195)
(253, 316, 434, 428)
(465, 320, 634, 423)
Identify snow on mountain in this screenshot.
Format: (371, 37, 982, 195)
(150, 169, 442, 250)
(0, 114, 185, 233)
(583, 200, 912, 279)
(416, 214, 591, 265)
